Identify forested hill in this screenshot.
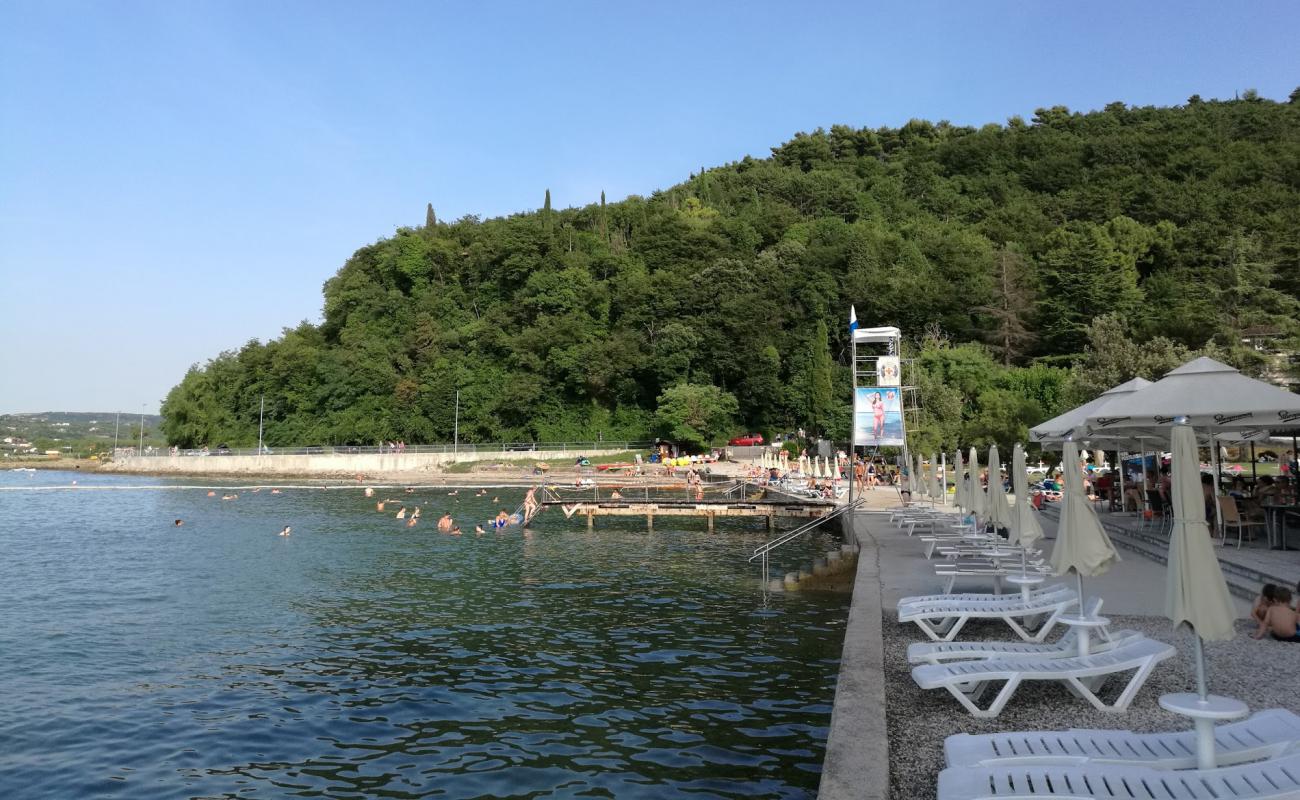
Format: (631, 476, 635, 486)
(162, 93, 1300, 451)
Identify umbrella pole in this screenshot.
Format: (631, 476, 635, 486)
(1076, 570, 1086, 619)
(1250, 443, 1257, 488)
(1211, 435, 1223, 537)
(1193, 632, 1208, 700)
(1117, 451, 1125, 513)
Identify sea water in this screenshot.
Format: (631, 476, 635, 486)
(0, 471, 849, 799)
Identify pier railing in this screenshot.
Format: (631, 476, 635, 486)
(749, 498, 866, 584)
(125, 441, 654, 458)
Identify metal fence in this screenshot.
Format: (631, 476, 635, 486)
(125, 441, 655, 458)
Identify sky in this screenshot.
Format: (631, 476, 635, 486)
(1, 1, 1297, 414)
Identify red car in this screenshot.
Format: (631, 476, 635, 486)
(728, 433, 764, 446)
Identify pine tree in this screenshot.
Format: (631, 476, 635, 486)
(543, 189, 552, 235)
(599, 191, 609, 244)
(425, 203, 436, 229)
(977, 247, 1036, 365)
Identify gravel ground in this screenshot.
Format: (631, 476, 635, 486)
(884, 613, 1300, 800)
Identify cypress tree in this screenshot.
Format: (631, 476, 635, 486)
(543, 189, 552, 235)
(425, 203, 436, 229)
(600, 191, 608, 244)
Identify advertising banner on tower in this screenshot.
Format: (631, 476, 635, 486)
(876, 355, 901, 386)
(853, 386, 905, 447)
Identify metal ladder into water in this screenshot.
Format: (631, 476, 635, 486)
(748, 498, 866, 586)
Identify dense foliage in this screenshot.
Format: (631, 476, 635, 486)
(162, 93, 1300, 452)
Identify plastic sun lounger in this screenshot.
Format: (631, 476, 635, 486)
(912, 637, 1175, 719)
(944, 708, 1300, 770)
(899, 583, 1073, 610)
(937, 747, 1300, 800)
(898, 587, 1078, 642)
(907, 599, 1130, 665)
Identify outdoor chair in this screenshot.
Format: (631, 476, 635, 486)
(938, 747, 1300, 800)
(943, 707, 1300, 770)
(907, 598, 1131, 665)
(912, 636, 1174, 718)
(1218, 495, 1265, 548)
(898, 586, 1078, 642)
(1144, 489, 1170, 533)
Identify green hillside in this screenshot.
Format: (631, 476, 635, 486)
(161, 92, 1300, 453)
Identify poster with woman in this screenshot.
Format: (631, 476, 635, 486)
(853, 386, 904, 447)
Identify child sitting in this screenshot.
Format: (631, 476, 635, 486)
(1252, 586, 1300, 642)
(1252, 583, 1279, 624)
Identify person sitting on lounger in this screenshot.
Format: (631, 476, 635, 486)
(1252, 586, 1300, 642)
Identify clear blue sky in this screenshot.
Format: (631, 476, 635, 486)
(2, 0, 1297, 414)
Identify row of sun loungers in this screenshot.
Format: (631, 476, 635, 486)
(884, 508, 1300, 798)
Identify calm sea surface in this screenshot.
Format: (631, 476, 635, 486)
(0, 470, 849, 799)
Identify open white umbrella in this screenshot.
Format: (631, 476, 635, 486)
(987, 445, 1012, 534)
(1031, 378, 1153, 448)
(967, 447, 985, 522)
(1011, 444, 1044, 551)
(954, 449, 967, 511)
(1050, 441, 1121, 619)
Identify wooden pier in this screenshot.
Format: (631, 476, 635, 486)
(537, 497, 835, 532)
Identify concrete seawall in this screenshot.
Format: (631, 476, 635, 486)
(819, 510, 888, 800)
(108, 448, 634, 476)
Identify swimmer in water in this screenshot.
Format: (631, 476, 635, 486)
(377, 501, 385, 512)
(492, 496, 499, 504)
(396, 508, 406, 519)
(207, 491, 216, 497)
(222, 494, 237, 501)
(364, 487, 374, 497)
(494, 510, 509, 530)
(449, 526, 462, 536)
(174, 519, 183, 527)
(252, 488, 261, 493)
(412, 507, 421, 520)
(279, 526, 291, 536)
(474, 524, 485, 535)
(407, 516, 418, 528)
(437, 513, 453, 532)
(271, 489, 282, 494)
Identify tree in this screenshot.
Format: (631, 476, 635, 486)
(654, 384, 739, 451)
(977, 247, 1036, 365)
(425, 203, 436, 229)
(543, 189, 552, 235)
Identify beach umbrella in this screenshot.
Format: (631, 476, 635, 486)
(1166, 423, 1238, 695)
(913, 453, 926, 497)
(1030, 378, 1153, 449)
(986, 445, 1012, 534)
(815, 457, 825, 479)
(930, 452, 942, 501)
(1050, 441, 1121, 615)
(954, 449, 967, 510)
(1011, 444, 1044, 551)
(967, 447, 986, 522)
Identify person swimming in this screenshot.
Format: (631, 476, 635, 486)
(494, 510, 509, 530)
(449, 526, 462, 536)
(396, 508, 406, 519)
(222, 494, 237, 500)
(207, 491, 216, 497)
(438, 513, 453, 532)
(474, 524, 485, 535)
(406, 516, 418, 528)
(174, 519, 183, 527)
(270, 489, 282, 494)
(377, 501, 386, 512)
(279, 526, 291, 536)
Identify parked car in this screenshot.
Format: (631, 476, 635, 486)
(728, 433, 764, 446)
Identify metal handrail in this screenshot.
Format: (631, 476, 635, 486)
(748, 498, 866, 563)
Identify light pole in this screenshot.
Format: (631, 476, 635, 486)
(113, 411, 121, 455)
(453, 389, 460, 456)
(139, 404, 145, 455)
(258, 395, 265, 454)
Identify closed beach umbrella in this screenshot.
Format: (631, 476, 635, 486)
(954, 449, 967, 510)
(930, 452, 943, 501)
(1011, 444, 1044, 551)
(914, 453, 927, 497)
(968, 447, 985, 521)
(1167, 424, 1238, 698)
(1050, 441, 1120, 612)
(987, 445, 1011, 533)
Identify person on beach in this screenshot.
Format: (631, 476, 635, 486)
(1252, 586, 1300, 642)
(1252, 584, 1280, 624)
(279, 526, 291, 536)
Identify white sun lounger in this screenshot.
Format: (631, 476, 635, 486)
(898, 587, 1078, 642)
(912, 637, 1175, 718)
(938, 747, 1300, 799)
(899, 583, 1073, 610)
(944, 708, 1300, 770)
(907, 599, 1130, 665)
